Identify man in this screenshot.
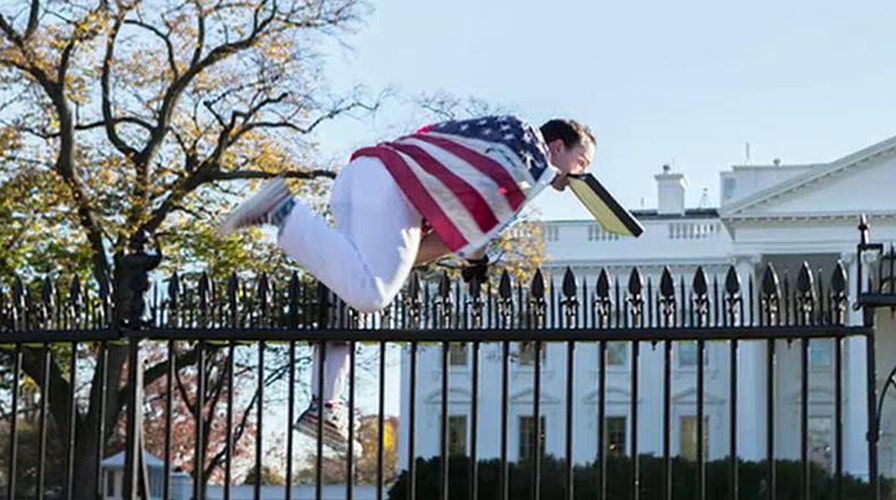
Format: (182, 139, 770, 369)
(218, 115, 595, 451)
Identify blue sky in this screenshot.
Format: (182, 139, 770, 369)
(312, 0, 896, 219)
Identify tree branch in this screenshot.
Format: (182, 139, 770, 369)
(213, 168, 336, 181)
(24, 0, 41, 39)
(135, 0, 276, 173)
(122, 18, 178, 79)
(101, 16, 139, 159)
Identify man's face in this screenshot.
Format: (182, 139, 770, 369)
(548, 139, 595, 191)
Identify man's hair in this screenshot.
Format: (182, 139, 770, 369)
(539, 119, 595, 149)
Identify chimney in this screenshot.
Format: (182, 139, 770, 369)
(655, 164, 687, 215)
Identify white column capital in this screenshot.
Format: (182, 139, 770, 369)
(729, 254, 762, 267)
(839, 251, 857, 266)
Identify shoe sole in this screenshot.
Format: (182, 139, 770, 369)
(216, 179, 288, 237)
(294, 416, 352, 453)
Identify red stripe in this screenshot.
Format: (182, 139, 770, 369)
(411, 134, 527, 210)
(351, 146, 469, 251)
(389, 142, 500, 232)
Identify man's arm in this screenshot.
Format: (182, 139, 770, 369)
(415, 232, 486, 266)
(415, 232, 451, 266)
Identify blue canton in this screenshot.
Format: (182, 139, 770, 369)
(427, 115, 551, 181)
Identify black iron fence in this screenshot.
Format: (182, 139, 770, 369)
(0, 219, 893, 500)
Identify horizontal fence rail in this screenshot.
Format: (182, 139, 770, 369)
(0, 258, 887, 500)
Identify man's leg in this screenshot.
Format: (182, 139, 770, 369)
(277, 156, 423, 313)
(289, 157, 422, 450)
(309, 342, 351, 401)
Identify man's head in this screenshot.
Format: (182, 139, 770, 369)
(540, 119, 595, 191)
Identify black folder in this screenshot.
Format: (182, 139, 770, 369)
(567, 174, 644, 237)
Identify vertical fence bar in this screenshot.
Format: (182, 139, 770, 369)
(6, 344, 21, 500)
(222, 341, 232, 500)
(66, 342, 77, 500)
(500, 340, 510, 500)
(660, 268, 674, 500)
(408, 342, 418, 500)
(533, 339, 543, 500)
(284, 342, 294, 500)
(255, 341, 265, 500)
(598, 339, 607, 500)
(729, 336, 739, 500)
(565, 339, 575, 500)
(37, 343, 50, 500)
(834, 335, 843, 500)
(378, 340, 387, 500)
(866, 327, 880, 500)
(194, 341, 206, 500)
(347, 340, 357, 500)
(695, 268, 708, 500)
(727, 266, 741, 500)
(800, 337, 810, 500)
(766, 337, 776, 500)
(315, 341, 326, 500)
(440, 341, 450, 500)
(164, 341, 175, 500)
(631, 338, 640, 500)
(95, 341, 108, 499)
(471, 340, 480, 500)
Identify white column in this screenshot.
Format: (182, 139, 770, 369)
(734, 254, 766, 461)
(842, 251, 870, 480)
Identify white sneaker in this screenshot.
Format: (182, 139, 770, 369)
(216, 178, 293, 236)
(294, 398, 360, 455)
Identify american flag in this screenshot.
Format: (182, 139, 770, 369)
(351, 115, 555, 257)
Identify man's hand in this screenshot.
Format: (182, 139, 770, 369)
(461, 254, 489, 283)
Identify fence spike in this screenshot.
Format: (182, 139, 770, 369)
(660, 266, 674, 299)
(498, 270, 512, 300)
(531, 269, 545, 300)
(198, 272, 210, 312)
(167, 272, 180, 311)
(693, 267, 708, 297)
(725, 266, 741, 297)
(628, 267, 643, 296)
(69, 275, 82, 312)
(562, 267, 577, 298)
(438, 271, 451, 299)
(596, 269, 611, 300)
(762, 263, 781, 298)
(41, 277, 55, 309)
(12, 275, 23, 310)
(831, 261, 847, 296)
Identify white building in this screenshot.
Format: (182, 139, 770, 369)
(399, 134, 896, 479)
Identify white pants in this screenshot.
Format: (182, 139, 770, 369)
(278, 156, 423, 314)
(278, 156, 423, 400)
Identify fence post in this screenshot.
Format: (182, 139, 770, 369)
(115, 231, 161, 500)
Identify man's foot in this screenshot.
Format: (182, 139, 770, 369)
(294, 398, 359, 454)
(216, 178, 294, 236)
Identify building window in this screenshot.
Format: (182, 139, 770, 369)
(149, 468, 164, 497)
(680, 416, 709, 461)
(519, 342, 546, 366)
(809, 416, 832, 471)
(448, 343, 469, 367)
(809, 340, 832, 368)
(545, 226, 559, 242)
(448, 415, 468, 456)
(519, 415, 546, 461)
(106, 471, 116, 497)
(722, 178, 736, 200)
(606, 342, 627, 366)
(677, 342, 708, 368)
(606, 416, 627, 456)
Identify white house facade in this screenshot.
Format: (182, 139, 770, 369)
(399, 134, 896, 480)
